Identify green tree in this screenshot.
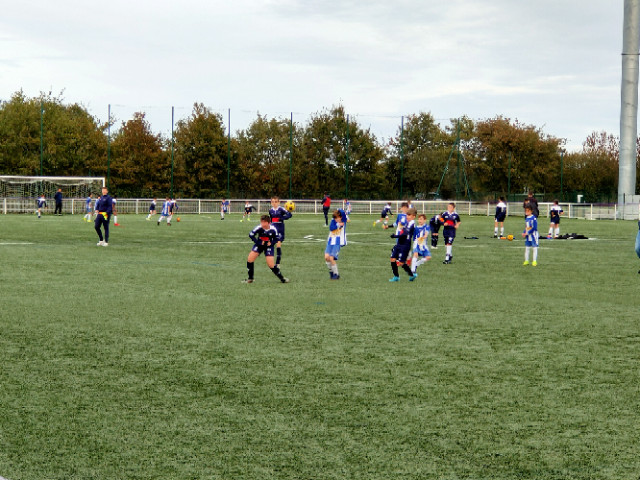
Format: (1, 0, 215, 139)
(173, 103, 228, 198)
(466, 116, 562, 198)
(301, 105, 386, 199)
(387, 112, 453, 199)
(0, 90, 107, 177)
(235, 114, 302, 198)
(110, 112, 168, 197)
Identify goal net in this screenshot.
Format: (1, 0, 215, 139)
(0, 176, 105, 214)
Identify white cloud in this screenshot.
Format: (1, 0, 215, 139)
(0, 0, 627, 149)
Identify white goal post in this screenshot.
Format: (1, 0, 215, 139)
(0, 175, 106, 214)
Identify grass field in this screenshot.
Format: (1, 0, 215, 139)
(1, 212, 639, 480)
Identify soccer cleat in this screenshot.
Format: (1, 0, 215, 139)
(102, 242, 108, 247)
(373, 221, 377, 227)
(409, 274, 418, 281)
(532, 261, 537, 267)
(523, 261, 530, 266)
(494, 234, 498, 238)
(389, 276, 400, 282)
(242, 279, 254, 284)
(146, 217, 150, 221)
(281, 278, 290, 283)
(167, 223, 171, 226)
(547, 234, 552, 239)
(157, 222, 160, 226)
(96, 241, 104, 246)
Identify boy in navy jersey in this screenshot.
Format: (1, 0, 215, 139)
(374, 202, 392, 228)
(410, 213, 431, 278)
(241, 201, 255, 222)
(146, 198, 157, 221)
(494, 196, 507, 238)
(547, 200, 564, 239)
(441, 202, 461, 264)
(268, 196, 292, 267)
(389, 208, 417, 282)
(243, 215, 289, 284)
(429, 213, 443, 248)
(523, 204, 539, 266)
(325, 210, 344, 280)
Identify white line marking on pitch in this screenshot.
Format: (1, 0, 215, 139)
(0, 242, 34, 245)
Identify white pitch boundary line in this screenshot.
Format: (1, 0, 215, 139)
(0, 242, 34, 245)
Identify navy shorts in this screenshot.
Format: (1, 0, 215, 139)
(272, 223, 285, 242)
(495, 213, 506, 222)
(251, 243, 275, 257)
(443, 228, 456, 245)
(391, 244, 411, 263)
(429, 220, 441, 233)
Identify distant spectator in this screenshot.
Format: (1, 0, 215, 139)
(54, 188, 63, 215)
(322, 192, 331, 226)
(523, 191, 539, 218)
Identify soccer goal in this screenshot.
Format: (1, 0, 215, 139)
(0, 175, 105, 214)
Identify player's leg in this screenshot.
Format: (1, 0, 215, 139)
(494, 220, 499, 237)
(266, 252, 288, 283)
(500, 221, 504, 237)
(444, 236, 454, 263)
(95, 216, 104, 244)
(245, 250, 260, 282)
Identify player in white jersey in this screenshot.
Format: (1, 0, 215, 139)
(157, 197, 172, 225)
(392, 202, 409, 235)
(410, 214, 432, 276)
(146, 198, 157, 221)
(220, 198, 230, 220)
(494, 196, 507, 238)
(36, 195, 47, 218)
(324, 210, 345, 280)
(83, 194, 93, 222)
(522, 204, 539, 266)
(547, 200, 564, 239)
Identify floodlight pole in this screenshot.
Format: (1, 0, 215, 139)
(560, 150, 564, 201)
(345, 114, 350, 198)
(106, 104, 111, 189)
(289, 112, 293, 199)
(619, 0, 640, 209)
(227, 108, 231, 199)
(39, 100, 44, 176)
(170, 106, 175, 199)
(400, 116, 404, 199)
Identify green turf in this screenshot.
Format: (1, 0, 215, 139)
(0, 212, 639, 479)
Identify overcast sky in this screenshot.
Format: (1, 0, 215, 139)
(0, 0, 627, 150)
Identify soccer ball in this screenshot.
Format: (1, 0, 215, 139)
(284, 200, 295, 212)
(507, 234, 514, 241)
(176, 217, 181, 222)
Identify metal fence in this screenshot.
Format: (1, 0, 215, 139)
(2, 197, 639, 220)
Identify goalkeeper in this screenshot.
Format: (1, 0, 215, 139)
(94, 186, 115, 247)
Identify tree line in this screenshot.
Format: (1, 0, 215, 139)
(1, 90, 637, 202)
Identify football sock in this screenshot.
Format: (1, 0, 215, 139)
(525, 247, 530, 261)
(555, 228, 560, 237)
(247, 262, 254, 280)
(500, 227, 504, 236)
(326, 261, 332, 272)
(391, 262, 399, 277)
(494, 227, 498, 235)
(270, 266, 285, 281)
(402, 264, 412, 275)
(332, 264, 339, 276)
(411, 259, 418, 274)
(431, 235, 438, 248)
(533, 248, 538, 262)
(276, 247, 282, 265)
(549, 227, 553, 235)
